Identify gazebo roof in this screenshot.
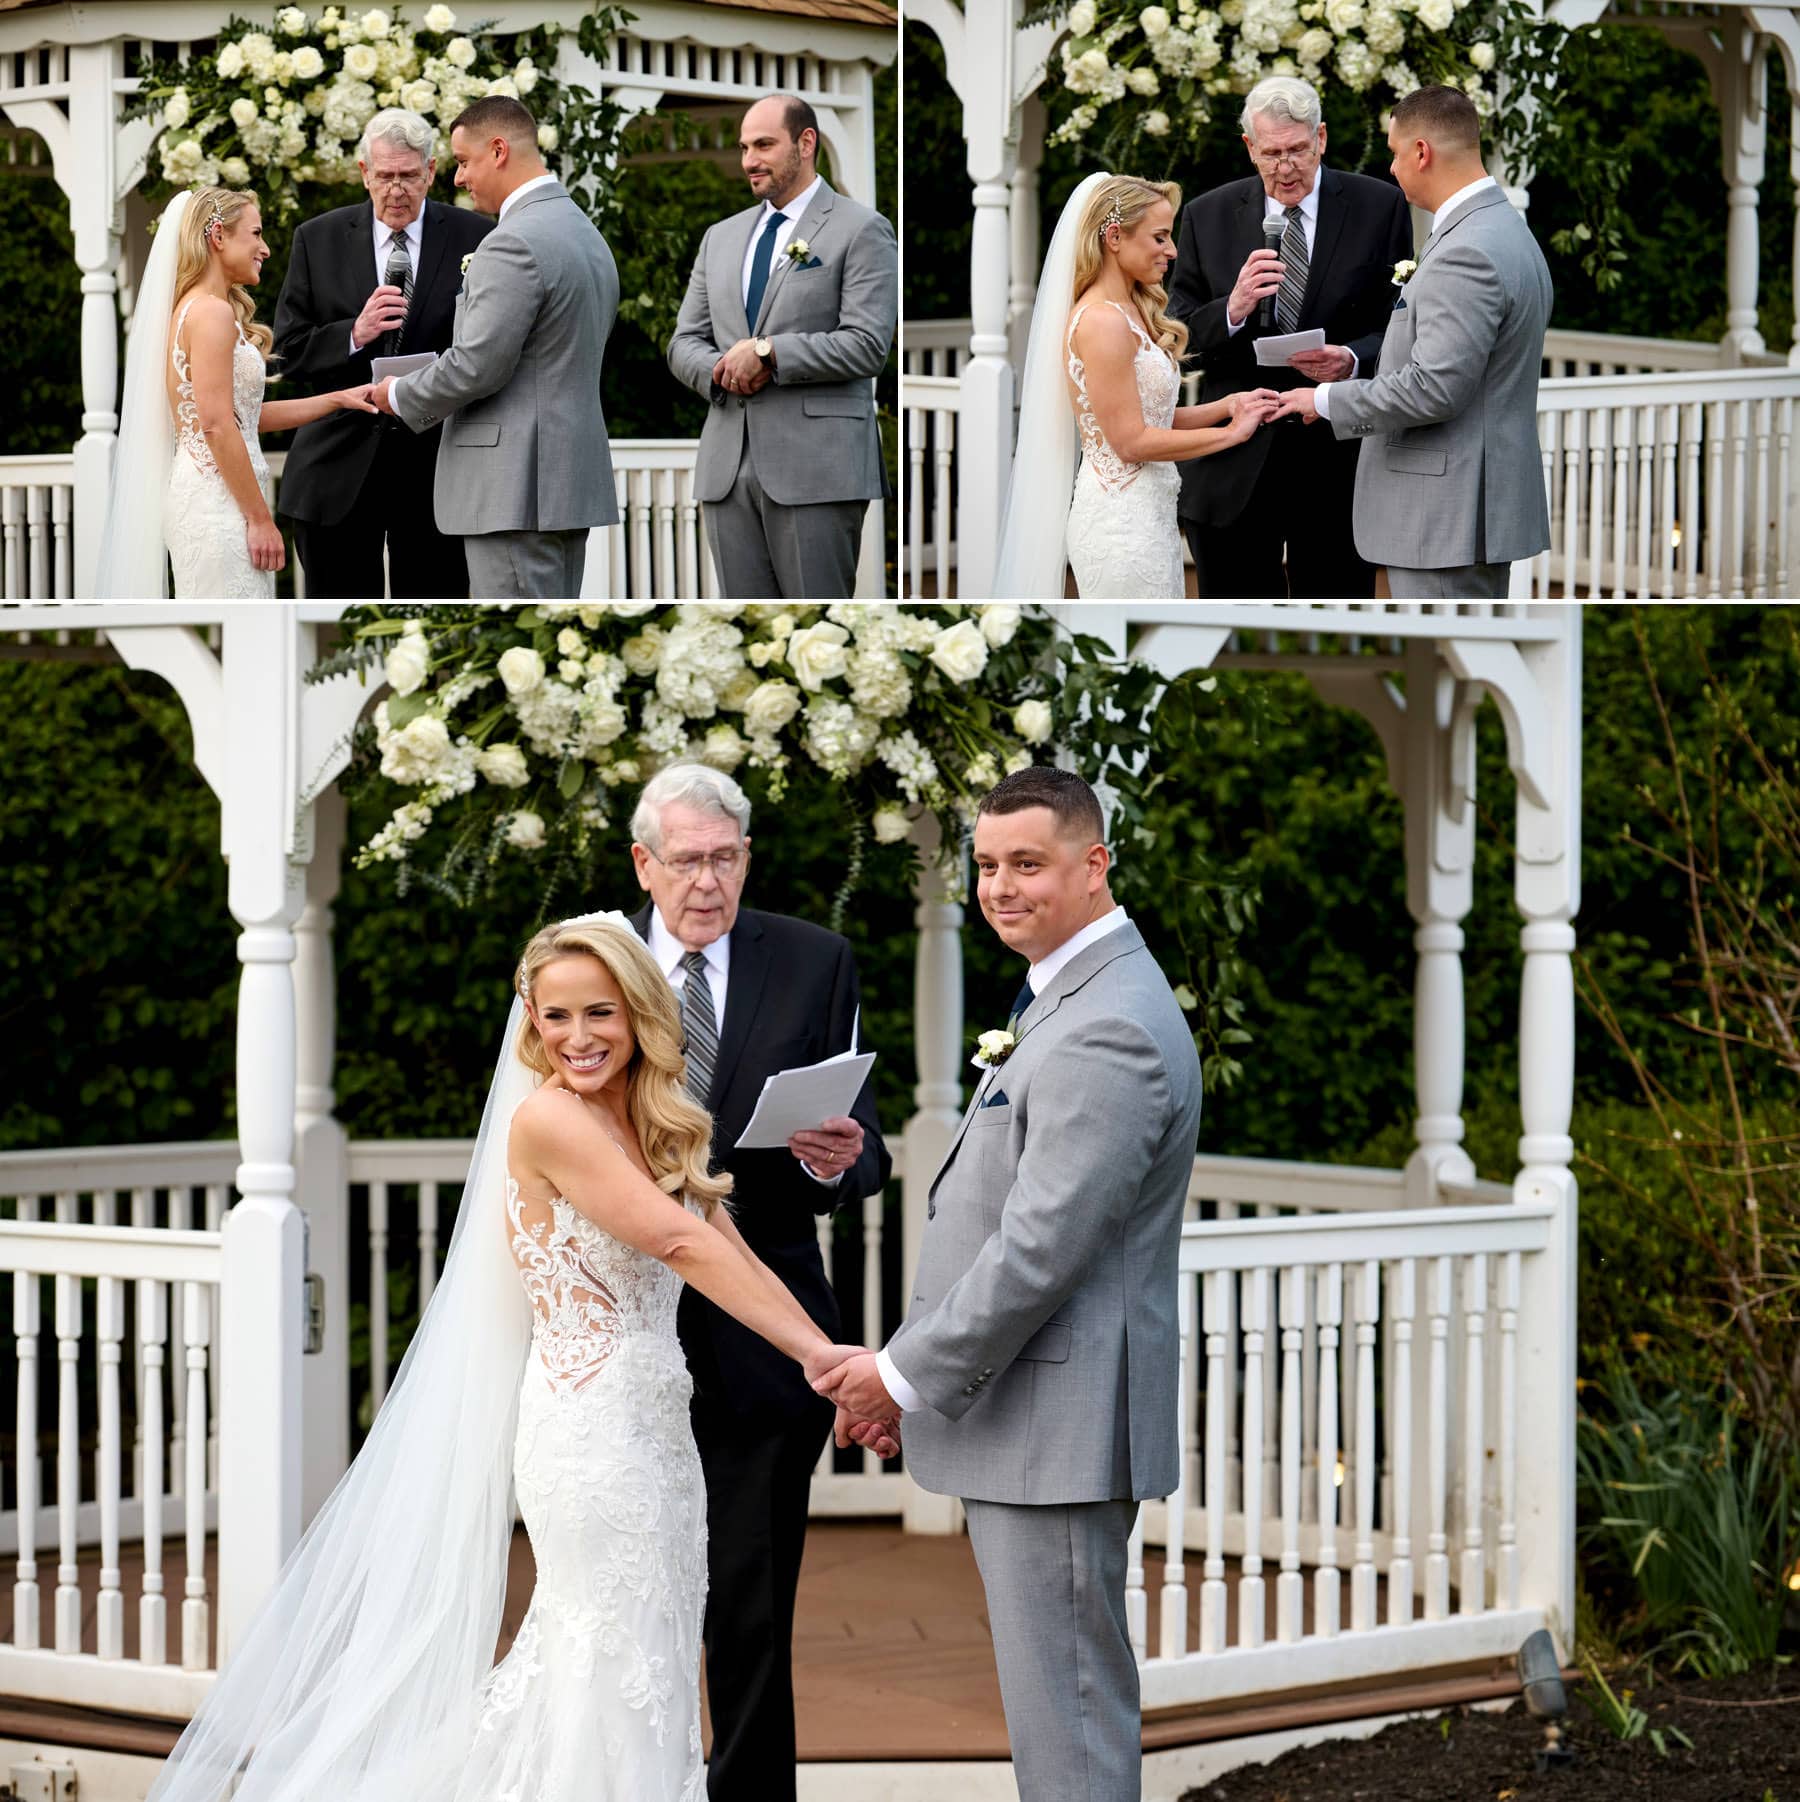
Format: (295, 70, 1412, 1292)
(699, 0, 895, 20)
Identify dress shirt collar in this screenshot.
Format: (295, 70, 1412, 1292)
(374, 207, 424, 262)
(1026, 905, 1131, 997)
(499, 173, 558, 224)
(1261, 165, 1321, 225)
(647, 906, 730, 983)
(761, 174, 822, 232)
(1429, 174, 1498, 236)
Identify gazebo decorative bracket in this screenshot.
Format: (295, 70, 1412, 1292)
(1439, 638, 1554, 826)
(1305, 667, 1406, 796)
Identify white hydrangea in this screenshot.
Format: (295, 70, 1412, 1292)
(220, 155, 253, 186)
(802, 697, 881, 778)
(486, 77, 519, 98)
(847, 645, 914, 719)
(1127, 65, 1161, 94)
(363, 799, 433, 862)
(1383, 56, 1421, 93)
(511, 680, 580, 757)
(1363, 7, 1405, 54)
(1335, 33, 1383, 86)
(876, 729, 940, 804)
(655, 615, 747, 718)
(636, 697, 689, 759)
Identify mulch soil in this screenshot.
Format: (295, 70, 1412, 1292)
(1182, 1666, 1800, 1802)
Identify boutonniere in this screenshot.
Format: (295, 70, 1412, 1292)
(784, 238, 811, 265)
(1391, 258, 1417, 287)
(460, 252, 474, 276)
(971, 1028, 1016, 1071)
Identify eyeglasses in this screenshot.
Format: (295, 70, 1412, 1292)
(1249, 144, 1320, 170)
(367, 170, 429, 189)
(645, 845, 748, 881)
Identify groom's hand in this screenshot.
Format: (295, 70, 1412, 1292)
(1274, 387, 1320, 425)
(790, 1115, 863, 1177)
(814, 1350, 897, 1421)
(370, 376, 398, 416)
(714, 338, 771, 395)
(1289, 345, 1355, 382)
(836, 1405, 901, 1459)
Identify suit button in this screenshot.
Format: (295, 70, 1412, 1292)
(737, 397, 746, 409)
(962, 1384, 976, 1396)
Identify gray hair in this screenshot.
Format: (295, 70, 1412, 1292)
(631, 763, 752, 852)
(1240, 75, 1323, 139)
(358, 108, 436, 165)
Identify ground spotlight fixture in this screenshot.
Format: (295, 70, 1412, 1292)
(1517, 1628, 1574, 1772)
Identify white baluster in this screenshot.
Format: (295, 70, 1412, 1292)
(1314, 1261, 1342, 1638)
(1497, 1251, 1521, 1610)
(1237, 1269, 1268, 1649)
(97, 1271, 125, 1659)
(139, 1278, 168, 1665)
(370, 1179, 390, 1410)
(1126, 1502, 1147, 1662)
(1301, 1249, 1318, 1525)
(1182, 1194, 1202, 1503)
(1387, 1259, 1415, 1625)
(1351, 1260, 1379, 1632)
(1460, 1252, 1488, 1612)
(182, 1283, 211, 1671)
(1425, 1255, 1452, 1620)
(12, 1198, 41, 1650)
(1159, 1274, 1192, 1659)
(206, 1185, 225, 1494)
(1258, 1208, 1280, 1519)
(169, 1187, 191, 1497)
(131, 1187, 154, 1500)
(1611, 405, 1631, 598)
(1276, 1266, 1304, 1643)
(418, 1182, 439, 1307)
(1219, 1199, 1242, 1515)
(1199, 1270, 1229, 1653)
(54, 1192, 81, 1653)
(860, 1189, 883, 1478)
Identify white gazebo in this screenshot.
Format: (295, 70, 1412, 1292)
(0, 0, 897, 601)
(902, 0, 1799, 600)
(0, 600, 1583, 1802)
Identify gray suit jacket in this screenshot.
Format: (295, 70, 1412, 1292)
(887, 922, 1203, 1506)
(1326, 187, 1553, 569)
(667, 181, 896, 507)
(395, 181, 618, 534)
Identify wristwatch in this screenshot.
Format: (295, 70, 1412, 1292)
(754, 337, 774, 368)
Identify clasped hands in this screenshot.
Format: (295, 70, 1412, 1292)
(712, 338, 771, 397)
(805, 1343, 902, 1458)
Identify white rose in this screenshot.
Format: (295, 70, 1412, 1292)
(700, 723, 747, 771)
(293, 45, 326, 78)
(785, 621, 852, 692)
(361, 9, 391, 37)
(743, 679, 803, 736)
(446, 36, 477, 67)
(514, 58, 538, 93)
(506, 810, 546, 850)
(380, 711, 450, 783)
(557, 658, 585, 684)
(163, 139, 204, 178)
(1140, 4, 1172, 33)
(1142, 108, 1171, 135)
(163, 89, 191, 128)
(1069, 0, 1098, 32)
(277, 5, 308, 33)
(1127, 65, 1160, 93)
(1416, 0, 1452, 27)
(220, 155, 252, 186)
(230, 96, 260, 128)
(496, 645, 545, 694)
(423, 4, 456, 30)
(1078, 45, 1111, 76)
(1469, 38, 1495, 67)
(928, 619, 991, 685)
(619, 629, 664, 676)
(343, 42, 380, 78)
(978, 603, 1022, 647)
(555, 627, 585, 657)
(475, 743, 530, 787)
(1012, 699, 1054, 744)
(872, 803, 911, 844)
(718, 667, 760, 712)
(1297, 26, 1334, 62)
(217, 41, 246, 78)
(1323, 0, 1364, 28)
(402, 80, 437, 114)
(607, 601, 658, 618)
(536, 124, 558, 151)
(485, 77, 519, 98)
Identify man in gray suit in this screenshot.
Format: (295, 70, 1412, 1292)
(819, 767, 1202, 1802)
(1275, 84, 1553, 599)
(374, 96, 618, 599)
(668, 95, 896, 599)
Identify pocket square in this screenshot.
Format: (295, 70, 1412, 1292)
(979, 1088, 1010, 1109)
(794, 256, 824, 271)
(1392, 296, 1408, 312)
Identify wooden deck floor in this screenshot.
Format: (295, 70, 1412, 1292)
(9, 1522, 1524, 1764)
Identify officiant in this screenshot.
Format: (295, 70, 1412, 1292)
(1167, 75, 1412, 599)
(623, 762, 889, 1802)
(271, 107, 492, 597)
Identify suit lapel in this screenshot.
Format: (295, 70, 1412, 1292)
(1414, 186, 1506, 276)
(1303, 168, 1347, 328)
(753, 182, 835, 335)
(712, 911, 770, 1113)
(402, 202, 453, 355)
(347, 202, 377, 310)
(718, 205, 763, 340)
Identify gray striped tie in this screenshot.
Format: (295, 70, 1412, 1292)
(681, 951, 718, 1104)
(382, 230, 412, 358)
(1275, 204, 1309, 334)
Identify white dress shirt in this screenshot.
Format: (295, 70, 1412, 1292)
(349, 208, 425, 353)
(877, 908, 1134, 1414)
(740, 174, 823, 313)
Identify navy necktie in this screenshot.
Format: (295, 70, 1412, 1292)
(744, 210, 786, 330)
(1007, 981, 1034, 1033)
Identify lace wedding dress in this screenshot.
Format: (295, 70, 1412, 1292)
(164, 297, 275, 600)
(438, 1175, 708, 1801)
(1064, 298, 1184, 600)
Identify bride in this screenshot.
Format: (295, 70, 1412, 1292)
(95, 188, 376, 599)
(147, 912, 891, 1802)
(994, 172, 1280, 599)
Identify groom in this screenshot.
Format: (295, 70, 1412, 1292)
(374, 96, 618, 599)
(1274, 84, 1553, 599)
(820, 767, 1203, 1802)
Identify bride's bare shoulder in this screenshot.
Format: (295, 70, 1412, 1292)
(173, 292, 235, 344)
(511, 1082, 596, 1151)
(1070, 301, 1134, 358)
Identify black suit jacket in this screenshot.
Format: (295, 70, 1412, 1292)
(1167, 168, 1413, 528)
(270, 198, 494, 525)
(630, 902, 892, 1419)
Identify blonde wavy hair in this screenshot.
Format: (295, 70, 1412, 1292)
(171, 187, 275, 357)
(515, 919, 732, 1217)
(1071, 175, 1187, 364)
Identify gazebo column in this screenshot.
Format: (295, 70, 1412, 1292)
(218, 610, 308, 1663)
(1720, 17, 1769, 363)
(295, 785, 350, 1523)
(1008, 95, 1046, 373)
(961, 169, 1016, 599)
(901, 810, 966, 1535)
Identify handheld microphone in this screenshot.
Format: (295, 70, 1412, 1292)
(1258, 213, 1286, 332)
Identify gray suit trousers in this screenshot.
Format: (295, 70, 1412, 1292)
(1386, 561, 1511, 600)
(464, 528, 588, 600)
(705, 440, 867, 600)
(964, 1498, 1141, 1802)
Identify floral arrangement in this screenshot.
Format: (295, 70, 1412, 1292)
(132, 6, 573, 220)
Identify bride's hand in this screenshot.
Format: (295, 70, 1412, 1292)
(334, 384, 380, 413)
(246, 515, 287, 573)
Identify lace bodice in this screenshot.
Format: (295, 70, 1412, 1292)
(171, 297, 265, 479)
(1066, 299, 1180, 494)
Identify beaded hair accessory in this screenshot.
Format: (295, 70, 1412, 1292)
(516, 908, 636, 1001)
(206, 197, 228, 242)
(1101, 197, 1124, 236)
